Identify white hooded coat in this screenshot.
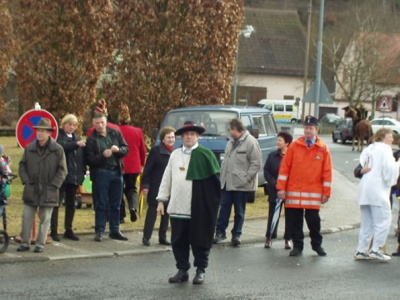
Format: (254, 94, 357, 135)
(358, 142, 400, 207)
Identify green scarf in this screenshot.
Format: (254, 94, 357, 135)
(186, 145, 220, 180)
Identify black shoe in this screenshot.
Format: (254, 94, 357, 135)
(213, 231, 227, 244)
(64, 230, 79, 241)
(142, 237, 150, 246)
(94, 232, 103, 242)
(34, 246, 44, 253)
(193, 270, 205, 284)
(159, 239, 171, 246)
(109, 232, 128, 241)
(130, 209, 138, 222)
(231, 236, 241, 247)
(17, 245, 30, 252)
(289, 248, 303, 257)
(313, 246, 327, 257)
(51, 232, 61, 242)
(392, 249, 400, 256)
(169, 270, 189, 283)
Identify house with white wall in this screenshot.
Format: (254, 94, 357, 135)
(235, 8, 314, 108)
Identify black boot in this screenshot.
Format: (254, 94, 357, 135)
(168, 270, 189, 283)
(192, 269, 205, 284)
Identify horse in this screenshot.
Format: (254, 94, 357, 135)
(344, 107, 373, 151)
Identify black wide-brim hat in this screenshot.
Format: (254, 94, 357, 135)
(175, 121, 205, 136)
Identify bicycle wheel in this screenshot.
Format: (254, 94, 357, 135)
(0, 230, 9, 253)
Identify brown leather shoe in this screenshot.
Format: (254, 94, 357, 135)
(264, 238, 272, 248)
(284, 240, 292, 250)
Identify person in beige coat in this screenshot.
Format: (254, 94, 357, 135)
(18, 118, 67, 253)
(213, 118, 262, 246)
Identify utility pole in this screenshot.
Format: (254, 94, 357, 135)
(314, 0, 325, 118)
(303, 0, 312, 117)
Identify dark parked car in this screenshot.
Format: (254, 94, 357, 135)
(320, 113, 343, 125)
(332, 118, 353, 144)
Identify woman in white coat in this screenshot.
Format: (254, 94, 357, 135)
(354, 128, 400, 261)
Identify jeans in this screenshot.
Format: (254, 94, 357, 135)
(215, 189, 248, 237)
(93, 169, 123, 234)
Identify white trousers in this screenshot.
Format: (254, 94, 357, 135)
(21, 205, 54, 248)
(356, 204, 391, 253)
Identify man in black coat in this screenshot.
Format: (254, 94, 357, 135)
(85, 113, 129, 242)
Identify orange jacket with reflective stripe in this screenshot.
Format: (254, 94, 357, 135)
(276, 136, 333, 210)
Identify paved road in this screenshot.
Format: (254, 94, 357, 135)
(1, 229, 399, 300)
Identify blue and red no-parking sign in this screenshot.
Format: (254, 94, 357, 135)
(15, 110, 58, 148)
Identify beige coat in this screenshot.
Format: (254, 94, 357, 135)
(220, 131, 262, 191)
(19, 137, 67, 207)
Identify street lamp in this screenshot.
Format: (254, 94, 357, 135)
(233, 25, 254, 105)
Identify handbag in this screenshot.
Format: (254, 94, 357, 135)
(354, 164, 363, 179)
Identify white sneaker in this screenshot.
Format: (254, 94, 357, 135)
(369, 250, 391, 261)
(354, 251, 370, 260)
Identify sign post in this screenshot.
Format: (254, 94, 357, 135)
(15, 109, 58, 149)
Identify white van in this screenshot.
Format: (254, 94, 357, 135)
(257, 99, 302, 124)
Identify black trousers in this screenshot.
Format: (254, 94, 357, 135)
(51, 184, 78, 232)
(265, 202, 290, 240)
(286, 207, 322, 251)
(143, 203, 169, 241)
(120, 173, 139, 219)
(170, 218, 210, 272)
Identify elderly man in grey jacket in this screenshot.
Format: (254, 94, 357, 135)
(213, 118, 262, 246)
(18, 118, 67, 253)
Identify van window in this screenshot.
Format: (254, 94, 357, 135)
(263, 114, 277, 135)
(275, 104, 284, 112)
(241, 115, 252, 131)
(252, 115, 266, 135)
(265, 104, 273, 111)
(286, 104, 293, 112)
(162, 110, 237, 137)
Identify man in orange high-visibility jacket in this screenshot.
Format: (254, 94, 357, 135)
(277, 115, 333, 257)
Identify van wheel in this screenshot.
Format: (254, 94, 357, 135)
(290, 119, 296, 124)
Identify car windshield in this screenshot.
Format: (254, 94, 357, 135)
(163, 110, 238, 137)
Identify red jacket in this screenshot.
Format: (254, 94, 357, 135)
(276, 136, 333, 210)
(119, 124, 146, 174)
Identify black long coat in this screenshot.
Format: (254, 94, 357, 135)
(56, 129, 86, 186)
(263, 149, 283, 203)
(141, 143, 171, 206)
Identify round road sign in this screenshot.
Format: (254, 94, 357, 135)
(15, 109, 58, 148)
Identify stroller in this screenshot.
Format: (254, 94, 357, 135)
(0, 156, 17, 253)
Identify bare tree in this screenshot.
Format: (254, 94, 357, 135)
(323, 0, 400, 116)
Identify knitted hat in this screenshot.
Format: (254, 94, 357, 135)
(95, 99, 108, 116)
(118, 103, 131, 123)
